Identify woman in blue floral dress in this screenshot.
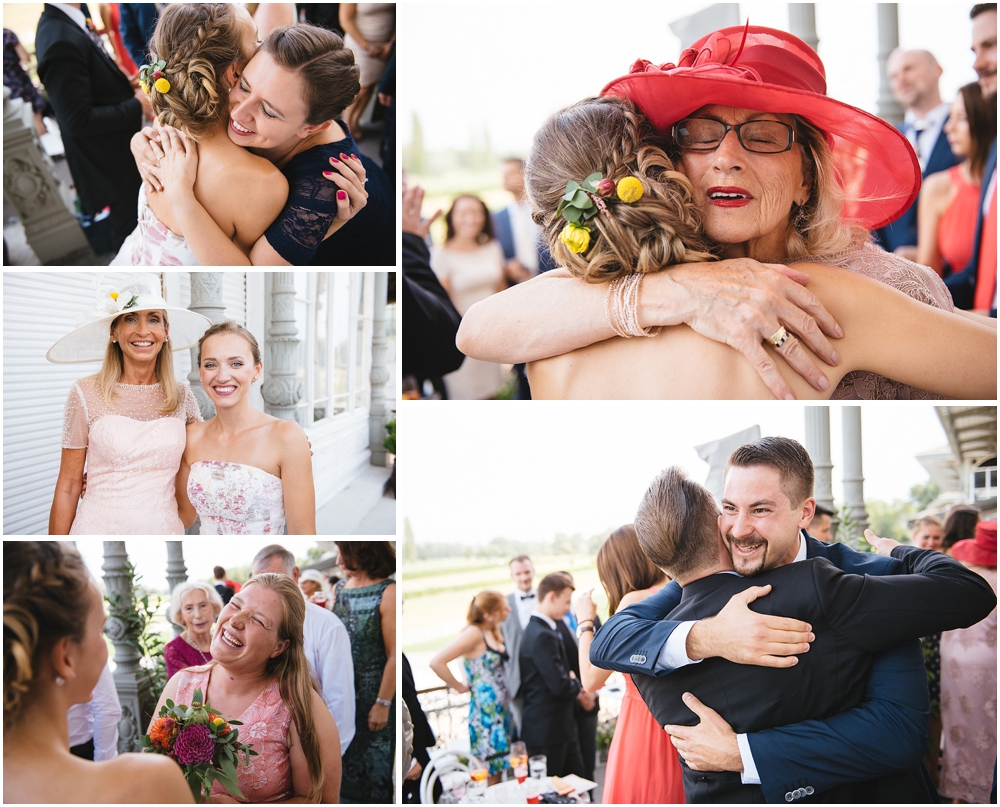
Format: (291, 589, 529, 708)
(430, 590, 513, 782)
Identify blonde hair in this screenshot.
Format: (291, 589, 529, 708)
(467, 590, 507, 644)
(93, 311, 181, 415)
(526, 96, 717, 283)
(148, 4, 248, 139)
(4, 543, 92, 731)
(168, 580, 224, 627)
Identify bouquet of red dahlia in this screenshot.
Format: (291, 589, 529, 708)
(138, 688, 257, 802)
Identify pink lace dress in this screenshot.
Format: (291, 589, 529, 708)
(810, 242, 955, 400)
(174, 665, 293, 803)
(110, 185, 201, 266)
(187, 461, 285, 535)
(61, 378, 202, 534)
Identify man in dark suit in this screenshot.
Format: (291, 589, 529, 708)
(502, 554, 536, 738)
(875, 49, 960, 258)
(589, 437, 991, 802)
(623, 465, 994, 802)
(118, 2, 159, 72)
(402, 653, 437, 803)
(518, 572, 586, 778)
(35, 3, 149, 253)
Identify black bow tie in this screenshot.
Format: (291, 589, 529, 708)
(520, 593, 535, 600)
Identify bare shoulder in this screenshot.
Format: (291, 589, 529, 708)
(102, 753, 193, 802)
(268, 415, 307, 445)
(921, 168, 953, 197)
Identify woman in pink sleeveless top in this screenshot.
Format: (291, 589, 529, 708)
(152, 574, 342, 803)
(917, 82, 997, 275)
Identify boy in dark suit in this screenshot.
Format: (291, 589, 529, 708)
(518, 572, 586, 778)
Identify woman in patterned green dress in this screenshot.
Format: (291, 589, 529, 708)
(429, 590, 513, 783)
(333, 541, 397, 803)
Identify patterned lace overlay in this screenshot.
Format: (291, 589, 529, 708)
(175, 666, 293, 804)
(187, 461, 285, 535)
(806, 243, 953, 400)
(62, 379, 202, 535)
(110, 185, 201, 266)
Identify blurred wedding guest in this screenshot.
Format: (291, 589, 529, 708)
(401, 183, 465, 383)
(35, 2, 151, 252)
(573, 526, 685, 804)
(4, 542, 191, 803)
(67, 664, 121, 761)
(430, 591, 513, 784)
(808, 504, 835, 542)
(300, 568, 333, 610)
(402, 652, 437, 803)
(911, 515, 944, 550)
(252, 544, 356, 756)
(3, 28, 50, 135)
(519, 572, 586, 778)
(212, 566, 238, 605)
(118, 2, 158, 70)
(939, 520, 997, 804)
(163, 581, 223, 680)
(432, 194, 508, 399)
(876, 49, 960, 259)
(917, 82, 997, 276)
(339, 3, 394, 139)
(96, 4, 137, 75)
(376, 43, 394, 184)
(942, 504, 980, 553)
(333, 541, 396, 803)
(250, 3, 297, 38)
(502, 554, 536, 737)
(298, 3, 344, 34)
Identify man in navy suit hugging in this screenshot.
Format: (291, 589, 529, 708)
(875, 49, 960, 260)
(590, 437, 996, 802)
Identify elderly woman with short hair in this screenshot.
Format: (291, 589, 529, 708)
(163, 580, 224, 680)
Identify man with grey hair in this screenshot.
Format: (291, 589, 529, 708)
(252, 543, 356, 755)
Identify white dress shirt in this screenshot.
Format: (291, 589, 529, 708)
(304, 602, 357, 755)
(904, 102, 950, 170)
(507, 200, 541, 274)
(530, 610, 558, 631)
(515, 588, 537, 629)
(50, 3, 89, 31)
(67, 664, 121, 761)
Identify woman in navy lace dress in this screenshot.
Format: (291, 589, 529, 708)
(147, 23, 393, 266)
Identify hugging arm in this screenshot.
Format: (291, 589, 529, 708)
(457, 260, 844, 400)
(279, 422, 316, 535)
(370, 583, 396, 732)
(589, 583, 683, 675)
(49, 448, 86, 534)
(175, 455, 197, 529)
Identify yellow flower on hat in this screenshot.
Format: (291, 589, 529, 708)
(110, 291, 119, 301)
(153, 77, 171, 93)
(560, 223, 591, 254)
(616, 177, 643, 203)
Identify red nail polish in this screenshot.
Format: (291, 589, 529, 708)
(330, 157, 340, 163)
(337, 190, 348, 201)
(340, 153, 348, 160)
(323, 171, 334, 177)
(350, 153, 360, 160)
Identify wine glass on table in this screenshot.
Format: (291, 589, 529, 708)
(510, 740, 528, 784)
(468, 757, 488, 802)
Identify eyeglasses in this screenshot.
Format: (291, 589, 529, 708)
(672, 118, 796, 154)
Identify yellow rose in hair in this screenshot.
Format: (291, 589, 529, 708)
(153, 77, 171, 93)
(616, 176, 643, 203)
(139, 80, 150, 95)
(560, 223, 591, 254)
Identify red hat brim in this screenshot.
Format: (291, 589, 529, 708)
(601, 27, 920, 231)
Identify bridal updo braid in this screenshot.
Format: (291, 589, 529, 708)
(4, 542, 91, 730)
(149, 4, 247, 139)
(526, 96, 717, 283)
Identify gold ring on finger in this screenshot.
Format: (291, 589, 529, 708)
(766, 325, 790, 349)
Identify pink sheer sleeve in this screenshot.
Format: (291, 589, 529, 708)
(61, 382, 90, 449)
(181, 384, 203, 423)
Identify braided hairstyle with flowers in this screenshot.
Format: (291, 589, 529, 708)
(526, 96, 717, 283)
(4, 542, 92, 731)
(147, 3, 249, 139)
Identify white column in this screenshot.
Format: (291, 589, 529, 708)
(186, 272, 227, 419)
(165, 542, 188, 637)
(841, 407, 869, 533)
(787, 4, 818, 52)
(3, 87, 91, 263)
(876, 4, 903, 125)
(102, 542, 142, 754)
(262, 272, 303, 422)
(804, 406, 837, 536)
(369, 273, 390, 467)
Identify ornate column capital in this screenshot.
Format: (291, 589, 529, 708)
(263, 272, 303, 421)
(369, 273, 390, 467)
(187, 272, 228, 420)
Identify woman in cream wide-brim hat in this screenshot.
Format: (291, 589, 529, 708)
(47, 273, 211, 535)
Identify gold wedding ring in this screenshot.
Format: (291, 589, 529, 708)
(766, 325, 790, 349)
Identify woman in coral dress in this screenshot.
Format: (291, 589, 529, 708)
(574, 526, 685, 804)
(46, 274, 211, 535)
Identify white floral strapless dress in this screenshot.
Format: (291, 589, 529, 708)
(187, 460, 285, 535)
(110, 185, 200, 266)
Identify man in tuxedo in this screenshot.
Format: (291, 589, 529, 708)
(875, 49, 960, 259)
(557, 572, 600, 782)
(624, 465, 995, 802)
(590, 437, 982, 802)
(807, 504, 834, 543)
(946, 3, 997, 314)
(518, 572, 586, 778)
(502, 554, 536, 737)
(35, 3, 150, 253)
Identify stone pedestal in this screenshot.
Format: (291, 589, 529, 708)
(876, 4, 904, 125)
(369, 273, 390, 467)
(165, 542, 188, 637)
(805, 406, 838, 538)
(262, 272, 304, 422)
(3, 87, 91, 264)
(788, 4, 818, 52)
(842, 407, 870, 533)
(102, 542, 142, 754)
(186, 273, 227, 419)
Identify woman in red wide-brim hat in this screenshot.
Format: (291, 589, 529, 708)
(457, 25, 997, 400)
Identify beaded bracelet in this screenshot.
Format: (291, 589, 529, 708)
(605, 273, 660, 338)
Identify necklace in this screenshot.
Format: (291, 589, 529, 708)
(185, 629, 210, 664)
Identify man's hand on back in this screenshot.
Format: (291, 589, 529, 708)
(686, 585, 814, 666)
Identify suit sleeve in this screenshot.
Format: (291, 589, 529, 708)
(536, 631, 582, 700)
(589, 581, 683, 676)
(402, 232, 465, 378)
